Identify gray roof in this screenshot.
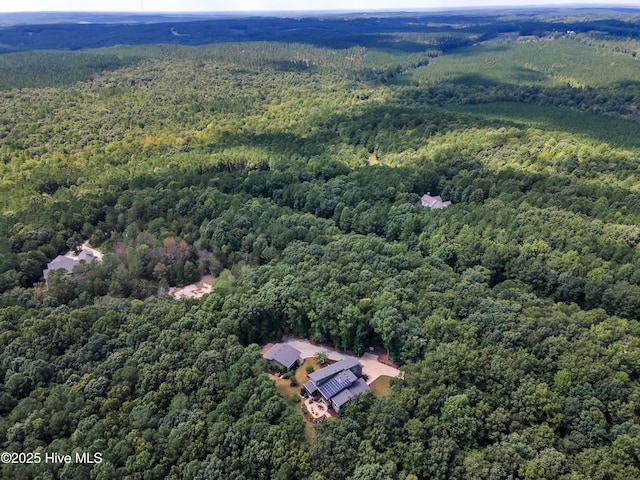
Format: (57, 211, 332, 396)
(308, 357, 360, 385)
(43, 256, 77, 281)
(304, 379, 318, 394)
(77, 250, 96, 262)
(43, 249, 100, 283)
(264, 343, 301, 369)
(331, 378, 370, 409)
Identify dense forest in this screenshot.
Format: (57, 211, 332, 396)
(1, 8, 640, 480)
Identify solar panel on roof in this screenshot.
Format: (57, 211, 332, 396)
(319, 379, 342, 398)
(317, 370, 357, 399)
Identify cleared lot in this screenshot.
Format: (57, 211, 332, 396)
(283, 336, 401, 384)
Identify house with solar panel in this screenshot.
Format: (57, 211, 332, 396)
(263, 343, 302, 372)
(303, 358, 370, 413)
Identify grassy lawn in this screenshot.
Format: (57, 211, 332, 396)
(303, 420, 316, 442)
(269, 357, 323, 442)
(369, 375, 393, 398)
(270, 357, 323, 404)
(270, 373, 302, 407)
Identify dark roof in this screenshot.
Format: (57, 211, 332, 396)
(307, 357, 360, 385)
(317, 370, 357, 400)
(264, 343, 301, 369)
(331, 378, 370, 409)
(304, 379, 318, 394)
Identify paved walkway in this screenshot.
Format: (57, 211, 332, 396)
(282, 336, 401, 384)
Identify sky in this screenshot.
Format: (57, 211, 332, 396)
(1, 0, 640, 13)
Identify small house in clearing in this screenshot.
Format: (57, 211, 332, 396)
(303, 358, 370, 413)
(43, 247, 102, 285)
(421, 192, 451, 209)
(263, 343, 302, 372)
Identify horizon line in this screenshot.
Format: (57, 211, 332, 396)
(3, 3, 640, 15)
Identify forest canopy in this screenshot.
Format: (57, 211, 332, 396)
(1, 8, 640, 480)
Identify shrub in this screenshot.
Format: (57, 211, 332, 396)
(314, 352, 328, 365)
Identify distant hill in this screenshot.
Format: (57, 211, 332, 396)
(1, 7, 639, 53)
(0, 12, 249, 27)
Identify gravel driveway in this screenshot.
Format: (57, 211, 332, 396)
(283, 336, 401, 384)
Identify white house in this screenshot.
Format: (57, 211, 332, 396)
(421, 192, 452, 209)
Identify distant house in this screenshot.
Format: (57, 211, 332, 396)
(303, 358, 370, 413)
(43, 246, 102, 285)
(421, 192, 452, 209)
(263, 343, 302, 372)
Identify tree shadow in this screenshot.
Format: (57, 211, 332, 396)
(396, 72, 640, 150)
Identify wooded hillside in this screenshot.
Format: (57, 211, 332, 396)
(1, 9, 639, 480)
